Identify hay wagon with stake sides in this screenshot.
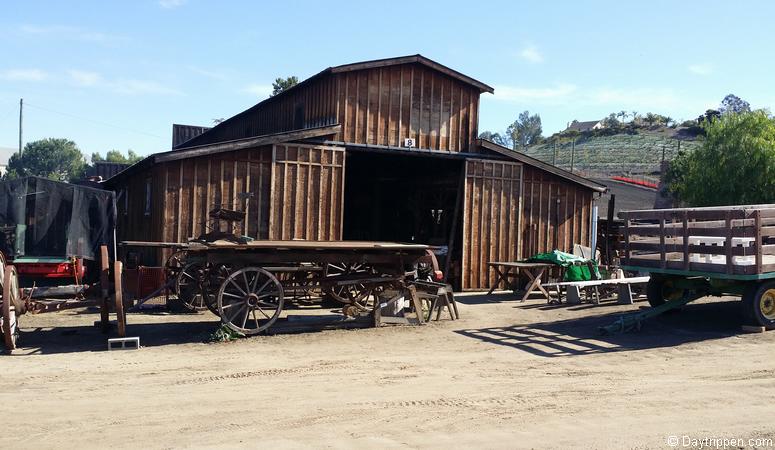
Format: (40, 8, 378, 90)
(601, 204, 775, 333)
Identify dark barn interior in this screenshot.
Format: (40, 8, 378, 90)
(343, 151, 464, 287)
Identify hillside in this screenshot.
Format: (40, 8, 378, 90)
(524, 129, 701, 177)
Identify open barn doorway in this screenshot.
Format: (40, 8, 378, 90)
(342, 151, 465, 289)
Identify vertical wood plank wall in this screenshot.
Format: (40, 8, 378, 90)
(334, 64, 480, 152)
(269, 144, 345, 240)
(177, 63, 481, 153)
(519, 165, 593, 260)
(462, 159, 523, 290)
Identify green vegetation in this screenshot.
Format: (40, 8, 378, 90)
(666, 111, 775, 206)
(271, 76, 299, 96)
(5, 138, 87, 182)
(91, 149, 143, 165)
(525, 132, 700, 176)
(480, 110, 543, 151)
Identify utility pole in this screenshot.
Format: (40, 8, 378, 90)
(552, 141, 557, 165)
(19, 98, 23, 155)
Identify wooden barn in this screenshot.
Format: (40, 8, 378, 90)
(106, 55, 606, 290)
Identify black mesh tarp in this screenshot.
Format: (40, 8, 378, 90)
(0, 177, 115, 260)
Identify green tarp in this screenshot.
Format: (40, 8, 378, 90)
(527, 250, 601, 281)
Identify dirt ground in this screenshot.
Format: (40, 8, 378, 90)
(3, 292, 775, 449)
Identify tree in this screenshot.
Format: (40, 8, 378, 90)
(5, 138, 86, 182)
(271, 76, 299, 96)
(719, 94, 751, 115)
(91, 149, 143, 165)
(602, 113, 621, 128)
(478, 131, 512, 148)
(506, 110, 543, 150)
(666, 111, 775, 206)
(697, 109, 721, 124)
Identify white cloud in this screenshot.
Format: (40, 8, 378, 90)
(243, 84, 273, 99)
(159, 0, 187, 8)
(586, 88, 681, 110)
(20, 24, 122, 43)
(0, 68, 48, 81)
(492, 83, 576, 102)
(490, 82, 683, 111)
(110, 79, 183, 96)
(688, 63, 713, 76)
(65, 69, 182, 96)
(519, 45, 544, 64)
(188, 66, 229, 81)
(68, 69, 102, 86)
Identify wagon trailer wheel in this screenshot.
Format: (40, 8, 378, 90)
(202, 263, 233, 316)
(217, 267, 284, 335)
(175, 262, 208, 311)
(164, 250, 188, 286)
(743, 281, 775, 329)
(1, 265, 20, 351)
(323, 262, 375, 310)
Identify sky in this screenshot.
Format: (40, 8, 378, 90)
(1, 0, 774, 159)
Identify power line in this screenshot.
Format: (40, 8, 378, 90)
(24, 102, 167, 140)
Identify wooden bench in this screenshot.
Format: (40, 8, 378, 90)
(543, 276, 650, 305)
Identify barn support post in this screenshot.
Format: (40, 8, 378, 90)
(590, 205, 598, 262)
(443, 163, 466, 284)
(605, 194, 615, 265)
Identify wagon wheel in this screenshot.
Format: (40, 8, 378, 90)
(175, 262, 208, 311)
(201, 263, 232, 316)
(164, 250, 188, 286)
(217, 267, 284, 335)
(323, 262, 375, 310)
(1, 265, 20, 351)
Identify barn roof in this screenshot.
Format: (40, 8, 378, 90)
(105, 125, 340, 187)
(176, 54, 493, 150)
(477, 139, 608, 193)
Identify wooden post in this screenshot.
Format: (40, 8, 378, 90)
(605, 194, 615, 265)
(659, 214, 666, 269)
(682, 210, 690, 270)
(114, 260, 126, 337)
(99, 245, 110, 332)
(754, 210, 763, 274)
(407, 284, 424, 325)
(443, 166, 465, 285)
(724, 210, 733, 275)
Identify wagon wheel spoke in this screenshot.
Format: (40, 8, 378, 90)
(252, 309, 260, 329)
(217, 267, 284, 336)
(255, 305, 271, 319)
(229, 279, 247, 296)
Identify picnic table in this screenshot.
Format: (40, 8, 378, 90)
(486, 261, 555, 302)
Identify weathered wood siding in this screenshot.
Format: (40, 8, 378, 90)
(155, 146, 274, 245)
(333, 64, 480, 152)
(462, 159, 523, 290)
(178, 63, 480, 153)
(269, 144, 345, 240)
(116, 143, 345, 264)
(519, 165, 594, 260)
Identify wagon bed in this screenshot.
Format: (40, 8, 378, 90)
(620, 204, 775, 280)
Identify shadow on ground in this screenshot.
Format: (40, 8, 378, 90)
(455, 295, 745, 358)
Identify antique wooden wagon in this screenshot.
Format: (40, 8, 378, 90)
(106, 55, 606, 292)
(618, 204, 775, 329)
(125, 239, 434, 335)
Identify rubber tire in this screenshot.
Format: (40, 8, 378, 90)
(646, 275, 687, 308)
(646, 275, 667, 307)
(741, 281, 775, 329)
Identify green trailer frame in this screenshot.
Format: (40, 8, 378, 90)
(600, 204, 775, 334)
